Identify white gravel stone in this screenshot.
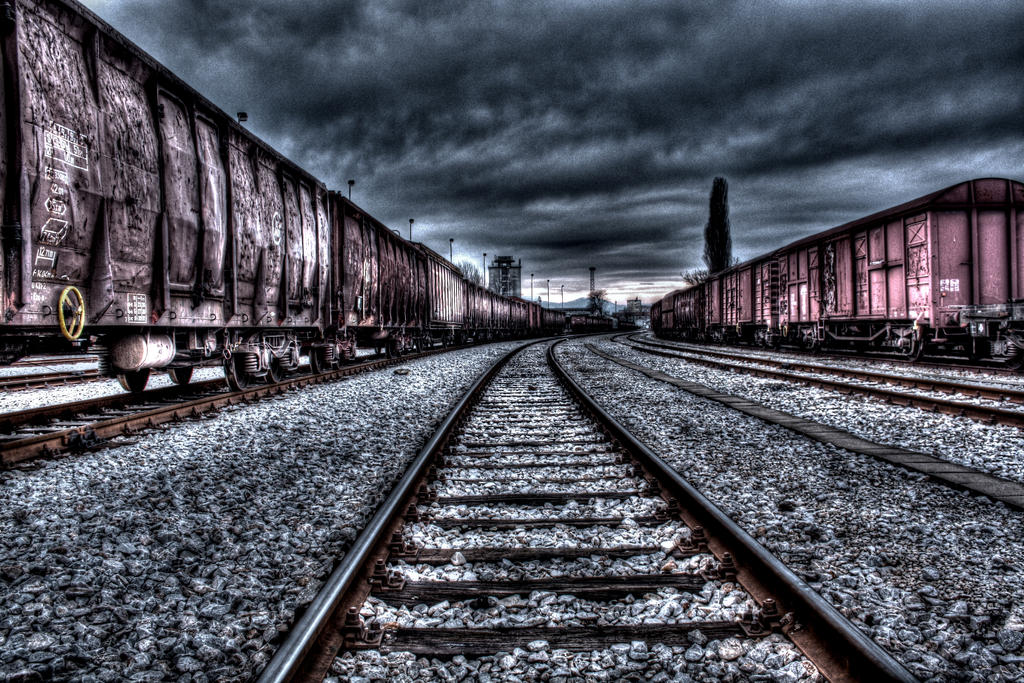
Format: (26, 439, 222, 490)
(0, 341, 528, 680)
(557, 336, 1024, 681)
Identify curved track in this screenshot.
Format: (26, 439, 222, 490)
(259, 339, 912, 682)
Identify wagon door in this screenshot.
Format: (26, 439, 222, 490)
(156, 91, 200, 300)
(777, 255, 790, 327)
(754, 260, 778, 328)
(195, 116, 227, 302)
(866, 226, 888, 317)
(853, 233, 869, 315)
(884, 219, 906, 319)
(904, 215, 931, 322)
(737, 266, 752, 324)
(933, 210, 971, 313)
(294, 183, 317, 317)
(280, 173, 303, 314)
(806, 248, 819, 322)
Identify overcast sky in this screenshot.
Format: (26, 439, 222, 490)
(82, 0, 1024, 304)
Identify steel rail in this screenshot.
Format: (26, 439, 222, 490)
(256, 339, 544, 683)
(10, 355, 95, 367)
(622, 336, 1024, 428)
(551, 340, 916, 682)
(0, 368, 101, 389)
(629, 334, 1024, 404)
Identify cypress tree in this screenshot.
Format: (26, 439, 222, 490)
(703, 177, 732, 273)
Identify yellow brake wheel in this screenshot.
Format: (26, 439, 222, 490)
(58, 286, 86, 341)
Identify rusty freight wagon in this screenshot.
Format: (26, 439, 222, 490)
(654, 178, 1024, 365)
(418, 244, 465, 346)
(0, 0, 331, 391)
(541, 307, 565, 334)
(332, 196, 428, 359)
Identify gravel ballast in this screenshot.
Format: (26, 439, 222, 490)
(609, 337, 1024, 483)
(557, 336, 1024, 682)
(0, 341, 528, 681)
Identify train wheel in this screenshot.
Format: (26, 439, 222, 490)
(266, 358, 283, 384)
(167, 367, 194, 385)
(225, 356, 251, 392)
(907, 338, 925, 362)
(117, 369, 150, 393)
(310, 348, 325, 374)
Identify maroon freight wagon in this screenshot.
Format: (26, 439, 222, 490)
(655, 178, 1024, 364)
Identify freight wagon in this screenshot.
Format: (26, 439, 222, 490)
(654, 178, 1024, 366)
(0, 0, 562, 390)
(569, 314, 616, 333)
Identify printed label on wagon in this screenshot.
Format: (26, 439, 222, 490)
(44, 123, 89, 171)
(39, 218, 69, 246)
(939, 278, 960, 293)
(126, 293, 148, 323)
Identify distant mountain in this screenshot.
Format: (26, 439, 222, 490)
(536, 297, 648, 315)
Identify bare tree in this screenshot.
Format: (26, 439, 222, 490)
(681, 268, 709, 286)
(457, 260, 483, 286)
(703, 177, 732, 274)
(588, 288, 607, 314)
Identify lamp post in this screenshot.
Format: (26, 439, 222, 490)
(530, 274, 534, 301)
(560, 284, 564, 310)
(449, 238, 453, 261)
(546, 279, 550, 308)
(482, 253, 487, 289)
(347, 179, 354, 200)
(408, 218, 414, 241)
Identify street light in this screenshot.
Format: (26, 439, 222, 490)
(560, 284, 564, 310)
(530, 274, 534, 301)
(482, 253, 487, 289)
(449, 238, 453, 261)
(408, 218, 414, 241)
(546, 279, 550, 308)
(347, 179, 354, 200)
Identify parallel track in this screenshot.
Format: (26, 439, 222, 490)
(258, 340, 913, 682)
(0, 368, 101, 390)
(0, 343, 481, 466)
(10, 355, 95, 367)
(625, 334, 1024, 428)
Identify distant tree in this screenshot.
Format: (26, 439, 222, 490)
(703, 177, 732, 274)
(588, 288, 607, 314)
(457, 260, 483, 286)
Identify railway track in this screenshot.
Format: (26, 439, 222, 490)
(9, 355, 95, 367)
(0, 368, 101, 390)
(259, 340, 912, 682)
(0, 344, 478, 467)
(625, 334, 1024, 428)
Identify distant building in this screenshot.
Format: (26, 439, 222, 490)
(614, 297, 649, 327)
(488, 256, 522, 297)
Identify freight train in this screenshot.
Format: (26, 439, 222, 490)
(0, 0, 564, 391)
(652, 178, 1024, 367)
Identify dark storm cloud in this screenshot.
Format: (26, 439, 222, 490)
(84, 0, 1024, 301)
